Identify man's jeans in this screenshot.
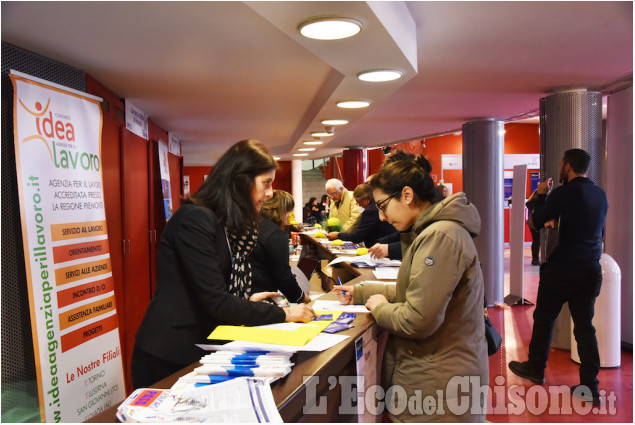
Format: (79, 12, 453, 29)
(527, 261, 603, 391)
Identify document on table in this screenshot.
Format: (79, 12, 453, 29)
(197, 332, 350, 353)
(327, 254, 401, 268)
(116, 378, 282, 423)
(372, 267, 400, 280)
(312, 299, 371, 313)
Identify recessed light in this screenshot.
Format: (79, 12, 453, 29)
(321, 119, 349, 126)
(298, 17, 362, 40)
(293, 153, 309, 157)
(311, 131, 334, 137)
(357, 70, 403, 82)
(273, 156, 281, 160)
(299, 147, 316, 152)
(303, 140, 323, 145)
(337, 100, 371, 109)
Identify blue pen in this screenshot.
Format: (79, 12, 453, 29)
(337, 277, 347, 296)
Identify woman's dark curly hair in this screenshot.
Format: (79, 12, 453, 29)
(184, 139, 276, 235)
(370, 154, 443, 205)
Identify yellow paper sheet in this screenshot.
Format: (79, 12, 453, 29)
(207, 311, 342, 346)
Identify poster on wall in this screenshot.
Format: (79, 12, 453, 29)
(124, 99, 148, 140)
(530, 171, 540, 194)
(10, 71, 125, 422)
(158, 139, 173, 220)
(168, 132, 181, 156)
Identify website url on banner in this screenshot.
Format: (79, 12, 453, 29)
(302, 375, 618, 417)
(29, 174, 62, 422)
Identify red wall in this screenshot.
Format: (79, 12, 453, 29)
(368, 123, 539, 197)
(182, 166, 212, 196)
(183, 160, 292, 197)
(273, 160, 292, 193)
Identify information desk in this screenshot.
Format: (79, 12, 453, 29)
(86, 235, 387, 423)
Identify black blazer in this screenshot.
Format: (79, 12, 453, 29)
(134, 203, 285, 365)
(250, 217, 305, 303)
(338, 199, 398, 248)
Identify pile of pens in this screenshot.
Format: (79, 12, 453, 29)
(178, 351, 294, 386)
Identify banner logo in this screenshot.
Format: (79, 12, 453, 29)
(18, 96, 100, 171)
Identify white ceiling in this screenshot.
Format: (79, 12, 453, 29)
(2, 1, 632, 165)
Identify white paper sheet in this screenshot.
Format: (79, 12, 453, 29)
(311, 299, 371, 313)
(372, 267, 400, 280)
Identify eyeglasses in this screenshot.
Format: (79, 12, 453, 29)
(327, 187, 342, 198)
(376, 190, 401, 214)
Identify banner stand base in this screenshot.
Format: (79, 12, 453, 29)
(504, 294, 534, 307)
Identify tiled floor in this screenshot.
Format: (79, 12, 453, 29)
(486, 247, 633, 422)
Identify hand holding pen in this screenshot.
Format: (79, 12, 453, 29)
(332, 284, 354, 305)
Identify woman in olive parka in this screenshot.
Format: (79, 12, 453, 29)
(335, 156, 488, 422)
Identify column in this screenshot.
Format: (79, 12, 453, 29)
(462, 119, 505, 305)
(605, 87, 632, 345)
(342, 147, 366, 190)
(539, 88, 603, 349)
(539, 88, 603, 186)
(291, 159, 303, 224)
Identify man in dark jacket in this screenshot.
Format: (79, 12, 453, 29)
(508, 149, 608, 406)
(326, 183, 398, 247)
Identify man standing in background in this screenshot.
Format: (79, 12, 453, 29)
(508, 149, 608, 406)
(325, 179, 361, 233)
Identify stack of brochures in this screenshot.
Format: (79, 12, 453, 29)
(328, 253, 401, 268)
(176, 351, 294, 387)
(116, 377, 282, 423)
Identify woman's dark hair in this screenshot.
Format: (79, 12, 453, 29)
(320, 194, 329, 204)
(184, 139, 276, 235)
(262, 190, 295, 227)
(383, 149, 415, 166)
(305, 197, 317, 208)
(370, 154, 442, 205)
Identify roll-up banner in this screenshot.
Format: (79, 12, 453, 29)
(10, 71, 125, 422)
(158, 139, 173, 220)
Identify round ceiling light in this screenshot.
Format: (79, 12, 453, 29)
(299, 147, 316, 152)
(303, 140, 323, 145)
(336, 100, 371, 109)
(321, 119, 349, 126)
(358, 69, 403, 82)
(298, 17, 362, 40)
(311, 131, 334, 137)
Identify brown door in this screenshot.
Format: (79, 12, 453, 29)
(120, 130, 151, 393)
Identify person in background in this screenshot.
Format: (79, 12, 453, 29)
(326, 183, 398, 247)
(325, 178, 361, 232)
(334, 155, 488, 422)
(132, 140, 316, 388)
(437, 183, 449, 198)
(525, 189, 541, 265)
(509, 149, 608, 406)
(319, 194, 329, 219)
(252, 190, 311, 303)
(303, 197, 321, 223)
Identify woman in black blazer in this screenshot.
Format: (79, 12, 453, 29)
(132, 140, 315, 388)
(251, 190, 310, 303)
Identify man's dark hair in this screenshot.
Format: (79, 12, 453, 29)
(563, 148, 591, 174)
